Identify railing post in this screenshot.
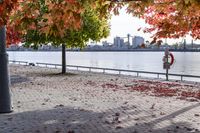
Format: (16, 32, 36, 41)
(89, 68, 91, 72)
(77, 66, 78, 70)
(103, 69, 105, 73)
(137, 72, 139, 77)
(181, 76, 183, 81)
(157, 74, 159, 79)
(119, 71, 121, 75)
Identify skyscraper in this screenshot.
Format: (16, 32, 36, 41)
(114, 37, 124, 48)
(132, 36, 144, 48)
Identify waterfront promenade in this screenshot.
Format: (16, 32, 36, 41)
(0, 64, 200, 133)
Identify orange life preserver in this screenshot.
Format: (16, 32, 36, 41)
(169, 53, 174, 66)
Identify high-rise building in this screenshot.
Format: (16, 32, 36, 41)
(114, 37, 124, 48)
(132, 36, 144, 48)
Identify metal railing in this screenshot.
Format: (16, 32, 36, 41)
(9, 60, 28, 65)
(35, 62, 200, 82)
(8, 60, 200, 82)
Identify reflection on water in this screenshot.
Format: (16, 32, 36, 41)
(8, 51, 200, 76)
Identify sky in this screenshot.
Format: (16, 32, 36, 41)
(102, 8, 200, 45)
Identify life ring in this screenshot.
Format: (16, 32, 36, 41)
(169, 53, 174, 66)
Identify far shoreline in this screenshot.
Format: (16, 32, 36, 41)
(7, 49, 200, 52)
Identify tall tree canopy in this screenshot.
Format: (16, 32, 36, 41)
(1, 0, 200, 44)
(1, 0, 115, 45)
(22, 7, 110, 49)
(12, 1, 111, 73)
(126, 0, 200, 40)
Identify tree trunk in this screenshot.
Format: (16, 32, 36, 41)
(0, 25, 12, 113)
(62, 44, 66, 74)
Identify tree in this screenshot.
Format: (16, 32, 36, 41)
(16, 6, 110, 73)
(0, 0, 111, 113)
(126, 0, 200, 40)
(4, 0, 115, 43)
(140, 43, 146, 48)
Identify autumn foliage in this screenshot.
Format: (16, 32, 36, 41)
(127, 0, 200, 39)
(1, 0, 116, 45)
(85, 79, 200, 101)
(3, 0, 87, 45)
(1, 0, 200, 46)
(0, 0, 18, 25)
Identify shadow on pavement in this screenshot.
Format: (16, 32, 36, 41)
(0, 103, 200, 133)
(10, 75, 29, 85)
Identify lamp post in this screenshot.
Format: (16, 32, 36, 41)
(0, 25, 12, 113)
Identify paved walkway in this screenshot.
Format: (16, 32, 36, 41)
(0, 65, 200, 133)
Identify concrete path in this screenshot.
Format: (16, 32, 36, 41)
(0, 65, 200, 133)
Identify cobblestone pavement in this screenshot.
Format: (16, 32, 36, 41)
(0, 65, 200, 133)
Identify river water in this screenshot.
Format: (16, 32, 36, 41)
(8, 51, 200, 78)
